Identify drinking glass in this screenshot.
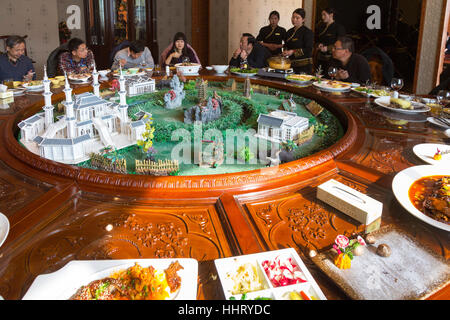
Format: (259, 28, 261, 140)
(391, 78, 404, 98)
(437, 90, 450, 105)
(328, 66, 338, 81)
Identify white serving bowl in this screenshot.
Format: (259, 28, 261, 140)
(212, 65, 229, 74)
(98, 69, 110, 77)
(175, 63, 202, 75)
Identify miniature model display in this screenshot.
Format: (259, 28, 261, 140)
(18, 66, 148, 164)
(17, 72, 344, 175)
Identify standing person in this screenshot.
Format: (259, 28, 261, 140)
(329, 36, 371, 84)
(283, 8, 314, 74)
(163, 32, 200, 67)
(229, 33, 271, 69)
(256, 11, 287, 56)
(112, 40, 155, 70)
(316, 8, 346, 72)
(58, 38, 95, 75)
(0, 36, 35, 82)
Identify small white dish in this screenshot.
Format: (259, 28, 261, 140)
(205, 66, 213, 71)
(212, 65, 229, 74)
(413, 143, 450, 165)
(98, 69, 110, 77)
(0, 212, 10, 248)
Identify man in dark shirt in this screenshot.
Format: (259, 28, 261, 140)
(329, 36, 371, 84)
(229, 33, 271, 69)
(0, 36, 35, 82)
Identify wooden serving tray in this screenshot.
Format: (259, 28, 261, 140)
(311, 225, 450, 300)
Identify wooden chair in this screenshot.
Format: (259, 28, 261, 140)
(0, 35, 35, 62)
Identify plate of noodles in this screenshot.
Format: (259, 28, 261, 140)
(22, 258, 198, 300)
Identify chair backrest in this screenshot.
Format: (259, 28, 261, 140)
(361, 46, 394, 86)
(109, 40, 131, 67)
(46, 43, 70, 78)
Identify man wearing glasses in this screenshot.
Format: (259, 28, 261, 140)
(0, 36, 35, 82)
(329, 36, 371, 84)
(58, 38, 96, 75)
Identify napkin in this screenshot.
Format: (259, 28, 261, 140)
(0, 84, 7, 92)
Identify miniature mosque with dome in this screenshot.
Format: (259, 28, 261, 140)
(18, 66, 151, 164)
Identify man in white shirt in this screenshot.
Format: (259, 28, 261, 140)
(111, 40, 155, 70)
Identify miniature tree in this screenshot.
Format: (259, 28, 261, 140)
(238, 146, 255, 163)
(281, 140, 298, 152)
(136, 115, 157, 160)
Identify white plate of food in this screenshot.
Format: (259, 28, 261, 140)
(352, 87, 391, 98)
(392, 165, 450, 232)
(374, 96, 430, 114)
(68, 73, 92, 82)
(22, 258, 198, 300)
(230, 67, 259, 77)
(312, 80, 351, 92)
(413, 143, 450, 166)
(22, 81, 44, 91)
(214, 248, 327, 301)
(285, 74, 316, 84)
(112, 70, 146, 77)
(0, 212, 10, 248)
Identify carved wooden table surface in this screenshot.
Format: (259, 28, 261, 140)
(0, 73, 448, 300)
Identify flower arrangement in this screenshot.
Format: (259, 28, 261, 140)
(59, 21, 72, 44)
(333, 235, 366, 269)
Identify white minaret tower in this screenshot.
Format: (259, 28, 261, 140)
(42, 66, 54, 129)
(92, 63, 100, 97)
(63, 73, 77, 138)
(118, 66, 129, 133)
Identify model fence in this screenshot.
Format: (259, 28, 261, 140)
(135, 159, 179, 175)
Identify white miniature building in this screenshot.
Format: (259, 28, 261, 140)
(18, 67, 149, 164)
(126, 75, 156, 96)
(255, 110, 310, 143)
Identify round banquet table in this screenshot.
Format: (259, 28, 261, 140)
(0, 69, 448, 300)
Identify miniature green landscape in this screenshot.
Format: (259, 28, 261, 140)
(73, 79, 344, 176)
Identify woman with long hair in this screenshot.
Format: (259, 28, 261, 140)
(283, 8, 314, 74)
(163, 32, 200, 67)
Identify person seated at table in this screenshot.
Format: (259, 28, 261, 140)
(111, 40, 155, 70)
(430, 66, 450, 95)
(229, 33, 271, 69)
(58, 38, 95, 75)
(315, 8, 346, 72)
(256, 11, 287, 56)
(0, 36, 35, 82)
(282, 8, 314, 74)
(328, 36, 371, 84)
(162, 32, 200, 67)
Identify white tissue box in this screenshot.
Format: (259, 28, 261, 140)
(317, 179, 382, 227)
(0, 91, 13, 99)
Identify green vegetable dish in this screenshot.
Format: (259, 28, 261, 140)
(230, 67, 259, 74)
